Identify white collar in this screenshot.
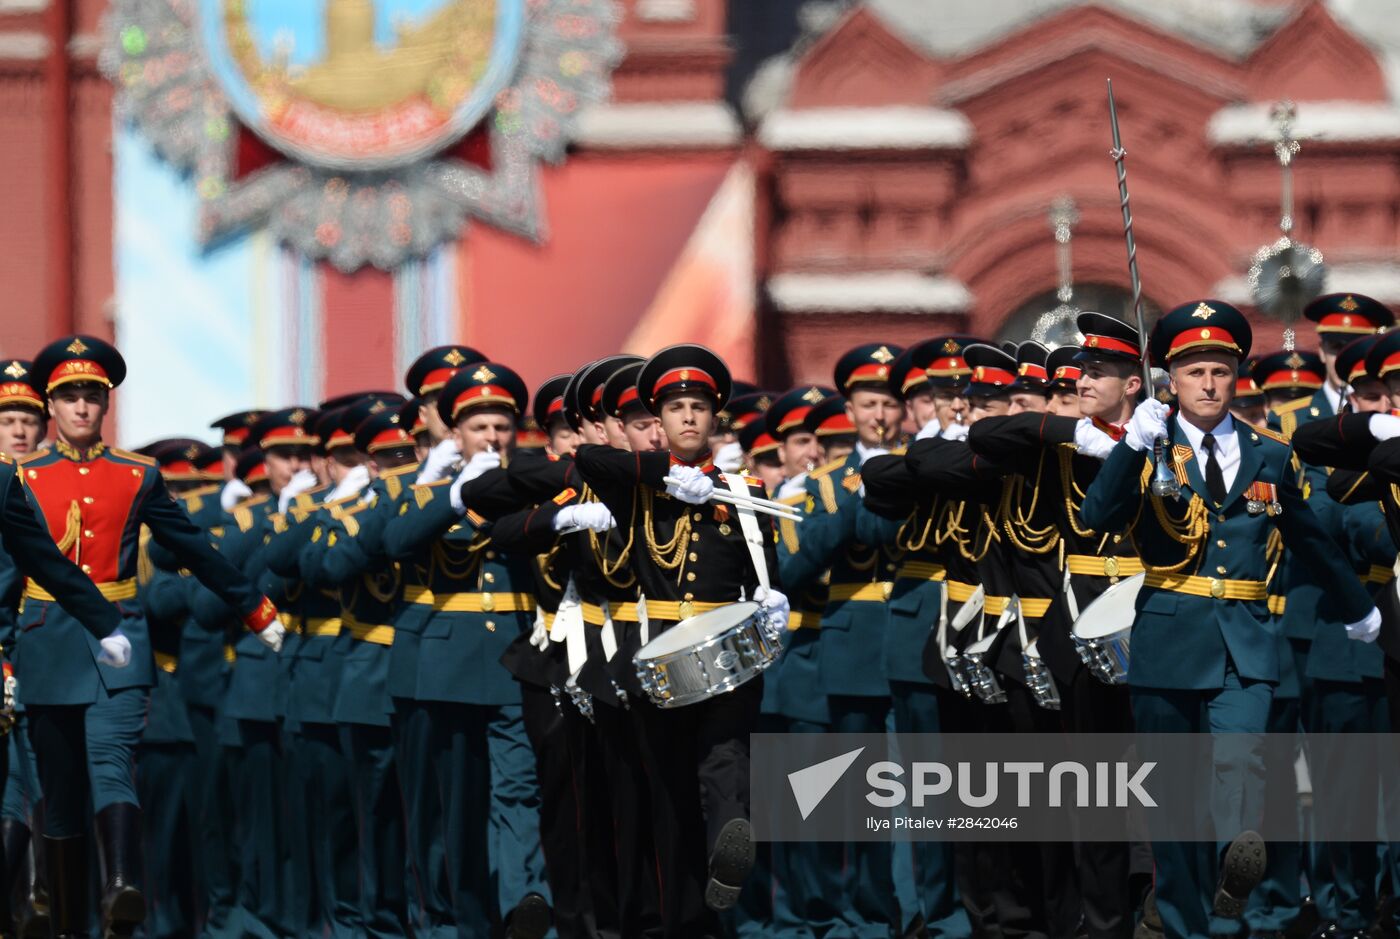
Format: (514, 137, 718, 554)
(855, 442, 889, 465)
(1176, 412, 1236, 452)
(1323, 382, 1343, 414)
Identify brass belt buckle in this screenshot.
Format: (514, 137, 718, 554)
(1103, 556, 1119, 578)
(1209, 578, 1225, 599)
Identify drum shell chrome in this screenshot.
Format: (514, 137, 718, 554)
(1070, 572, 1143, 687)
(634, 602, 780, 709)
(1022, 642, 1062, 710)
(1073, 631, 1131, 685)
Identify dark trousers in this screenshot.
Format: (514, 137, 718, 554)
(828, 694, 899, 938)
(186, 704, 239, 938)
(594, 698, 662, 938)
(391, 698, 454, 939)
(295, 722, 360, 937)
(771, 718, 846, 937)
(25, 706, 84, 839)
(1067, 668, 1138, 939)
(233, 720, 289, 939)
(341, 723, 410, 939)
(136, 742, 196, 939)
(631, 676, 761, 939)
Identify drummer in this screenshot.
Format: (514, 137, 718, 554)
(572, 344, 789, 936)
(966, 312, 1149, 937)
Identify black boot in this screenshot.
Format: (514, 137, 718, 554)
(17, 803, 47, 939)
(42, 835, 85, 939)
(0, 818, 27, 937)
(94, 804, 145, 939)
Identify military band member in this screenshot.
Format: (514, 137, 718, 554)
(1009, 340, 1052, 414)
(18, 337, 282, 939)
(573, 344, 787, 937)
(1305, 293, 1395, 422)
(1079, 301, 1379, 939)
(737, 410, 782, 495)
(1230, 361, 1266, 428)
(1045, 346, 1083, 418)
(382, 361, 549, 939)
(764, 386, 827, 502)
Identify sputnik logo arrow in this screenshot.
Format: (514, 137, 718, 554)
(788, 747, 864, 820)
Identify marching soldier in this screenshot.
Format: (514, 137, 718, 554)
(1009, 340, 1052, 414)
(18, 336, 283, 939)
(381, 360, 550, 939)
(1079, 301, 1379, 939)
(573, 344, 788, 938)
(389, 344, 486, 939)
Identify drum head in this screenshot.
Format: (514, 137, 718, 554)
(636, 602, 759, 659)
(964, 630, 999, 656)
(1072, 572, 1145, 640)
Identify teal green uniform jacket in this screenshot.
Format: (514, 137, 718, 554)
(382, 476, 530, 707)
(1305, 500, 1391, 683)
(1080, 416, 1373, 690)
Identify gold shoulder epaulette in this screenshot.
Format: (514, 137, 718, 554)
(808, 457, 849, 480)
(234, 506, 255, 533)
(816, 472, 838, 513)
(1279, 410, 1298, 441)
(381, 462, 419, 478)
(384, 475, 404, 501)
(180, 483, 221, 500)
(295, 492, 320, 510)
(777, 491, 805, 508)
(0, 453, 10, 465)
(16, 451, 43, 466)
(1253, 426, 1288, 446)
(109, 447, 157, 467)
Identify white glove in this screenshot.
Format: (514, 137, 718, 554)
(775, 475, 807, 501)
(326, 463, 371, 503)
(554, 502, 615, 533)
(1370, 413, 1400, 442)
(1125, 398, 1171, 452)
(416, 438, 461, 485)
(1345, 607, 1382, 643)
(97, 628, 132, 668)
(939, 421, 969, 442)
(665, 465, 714, 505)
(256, 618, 286, 653)
(220, 478, 253, 512)
(359, 489, 378, 508)
(915, 419, 941, 441)
(1073, 418, 1117, 460)
(449, 449, 502, 514)
(277, 468, 319, 515)
(714, 441, 744, 474)
(529, 614, 550, 651)
(754, 585, 791, 639)
(4, 672, 16, 712)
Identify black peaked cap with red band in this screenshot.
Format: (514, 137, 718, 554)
(803, 395, 856, 438)
(355, 408, 415, 455)
(0, 359, 44, 413)
(1075, 311, 1142, 363)
(1012, 341, 1051, 393)
(1234, 359, 1264, 406)
(532, 374, 573, 431)
(833, 343, 902, 397)
(147, 439, 221, 482)
(248, 407, 320, 450)
(962, 344, 1019, 396)
(1365, 329, 1400, 380)
(1046, 346, 1083, 392)
(33, 335, 126, 396)
(234, 447, 268, 486)
(1148, 300, 1252, 367)
(739, 417, 780, 458)
(566, 355, 643, 431)
(404, 345, 488, 398)
(601, 362, 648, 421)
(725, 392, 774, 435)
(335, 394, 405, 450)
(638, 344, 732, 415)
(1334, 335, 1382, 387)
(437, 362, 528, 425)
(397, 397, 428, 438)
(891, 336, 980, 396)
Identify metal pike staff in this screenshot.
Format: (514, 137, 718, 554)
(1107, 79, 1179, 498)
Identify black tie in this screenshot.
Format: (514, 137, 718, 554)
(1202, 433, 1226, 504)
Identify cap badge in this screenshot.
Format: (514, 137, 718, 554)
(1341, 315, 1353, 327)
(679, 369, 692, 382)
(942, 339, 960, 354)
(443, 349, 467, 367)
(1200, 328, 1212, 339)
(289, 409, 307, 425)
(472, 365, 497, 383)
(757, 395, 772, 409)
(871, 346, 895, 364)
(3, 361, 25, 379)
(802, 387, 825, 404)
(388, 414, 400, 424)
(973, 367, 985, 380)
(184, 445, 200, 459)
(1285, 353, 1304, 369)
(1192, 303, 1215, 320)
(1340, 295, 1359, 312)
(369, 401, 386, 413)
(66, 337, 89, 355)
(1085, 336, 1099, 347)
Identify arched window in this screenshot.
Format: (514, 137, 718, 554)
(996, 284, 1162, 349)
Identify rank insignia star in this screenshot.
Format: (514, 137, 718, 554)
(942, 339, 961, 354)
(871, 346, 895, 364)
(66, 337, 89, 355)
(472, 365, 497, 383)
(289, 409, 306, 425)
(1192, 303, 1215, 320)
(1340, 295, 1359, 312)
(3, 361, 25, 379)
(1285, 352, 1304, 368)
(802, 387, 825, 404)
(443, 349, 467, 367)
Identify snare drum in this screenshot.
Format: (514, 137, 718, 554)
(1071, 572, 1143, 686)
(633, 602, 780, 708)
(1021, 638, 1061, 710)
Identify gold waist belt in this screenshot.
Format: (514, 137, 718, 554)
(154, 651, 178, 674)
(1267, 596, 1286, 616)
(347, 617, 394, 646)
(895, 562, 946, 582)
(642, 600, 728, 622)
(829, 582, 893, 603)
(306, 617, 343, 637)
(788, 610, 822, 631)
(1065, 555, 1145, 578)
(1143, 572, 1267, 601)
(946, 580, 978, 603)
(25, 577, 136, 602)
(1018, 597, 1053, 618)
(408, 591, 534, 614)
(581, 602, 641, 625)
